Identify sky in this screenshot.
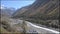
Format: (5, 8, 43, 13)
(1, 0, 35, 9)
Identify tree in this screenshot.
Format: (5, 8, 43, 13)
(22, 20, 26, 34)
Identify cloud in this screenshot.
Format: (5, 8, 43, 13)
(0, 5, 5, 9)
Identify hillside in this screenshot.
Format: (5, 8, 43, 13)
(0, 6, 22, 33)
(13, 0, 60, 29)
(13, 0, 59, 19)
(0, 6, 15, 17)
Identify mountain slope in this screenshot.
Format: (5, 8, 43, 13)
(13, 0, 59, 19)
(13, 0, 59, 29)
(0, 6, 15, 17)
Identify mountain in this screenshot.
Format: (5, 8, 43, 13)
(0, 6, 15, 17)
(13, 0, 59, 29)
(13, 0, 59, 20)
(0, 6, 23, 33)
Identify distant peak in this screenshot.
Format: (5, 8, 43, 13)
(0, 6, 15, 10)
(0, 6, 6, 9)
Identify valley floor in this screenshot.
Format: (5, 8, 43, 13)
(0, 17, 60, 34)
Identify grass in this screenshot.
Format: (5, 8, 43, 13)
(0, 23, 22, 34)
(0, 26, 9, 33)
(0, 17, 22, 34)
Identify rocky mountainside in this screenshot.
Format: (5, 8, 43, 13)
(0, 6, 15, 17)
(13, 0, 59, 19)
(13, 0, 60, 29)
(0, 6, 22, 33)
(0, 0, 60, 33)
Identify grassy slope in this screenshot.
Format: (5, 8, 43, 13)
(0, 17, 22, 34)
